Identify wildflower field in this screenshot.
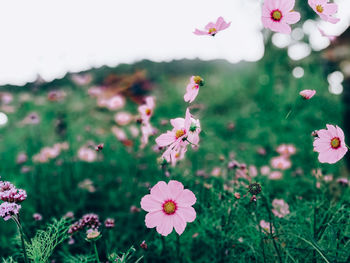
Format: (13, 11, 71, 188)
(1, 1, 350, 263)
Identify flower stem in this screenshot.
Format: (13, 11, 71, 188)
(92, 241, 100, 263)
(253, 202, 267, 263)
(176, 235, 182, 262)
(12, 216, 28, 263)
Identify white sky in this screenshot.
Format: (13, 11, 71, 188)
(0, 0, 349, 86)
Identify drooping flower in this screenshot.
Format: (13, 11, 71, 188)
(194, 17, 231, 36)
(261, 0, 301, 34)
(0, 202, 21, 221)
(308, 0, 340, 24)
(313, 124, 348, 164)
(184, 76, 204, 103)
(299, 89, 316, 100)
(272, 199, 290, 218)
(140, 180, 196, 236)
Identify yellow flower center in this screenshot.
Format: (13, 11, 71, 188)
(271, 10, 282, 21)
(331, 137, 340, 149)
(175, 129, 185, 139)
(316, 5, 323, 13)
(163, 200, 176, 215)
(175, 152, 180, 158)
(208, 28, 217, 34)
(145, 108, 151, 116)
(193, 76, 203, 84)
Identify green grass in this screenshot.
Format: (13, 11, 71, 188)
(0, 48, 349, 262)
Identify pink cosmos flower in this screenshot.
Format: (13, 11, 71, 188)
(276, 144, 296, 156)
(300, 89, 316, 99)
(313, 124, 348, 164)
(194, 17, 231, 36)
(308, 0, 340, 24)
(184, 76, 204, 103)
(155, 108, 192, 149)
(318, 27, 336, 41)
(272, 199, 290, 218)
(107, 95, 125, 110)
(140, 180, 196, 236)
(138, 96, 155, 123)
(112, 126, 128, 141)
(262, 0, 301, 34)
(271, 156, 291, 170)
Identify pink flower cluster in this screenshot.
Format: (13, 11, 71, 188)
(68, 213, 101, 234)
(0, 179, 26, 221)
(0, 202, 21, 221)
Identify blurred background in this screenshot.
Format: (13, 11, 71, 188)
(0, 0, 350, 262)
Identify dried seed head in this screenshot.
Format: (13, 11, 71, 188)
(248, 183, 262, 195)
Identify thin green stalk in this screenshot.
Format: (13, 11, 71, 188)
(176, 235, 182, 262)
(92, 241, 100, 263)
(12, 216, 28, 263)
(254, 202, 267, 263)
(263, 196, 283, 263)
(295, 236, 331, 263)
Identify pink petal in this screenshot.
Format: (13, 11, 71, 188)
(155, 131, 175, 147)
(283, 11, 300, 25)
(336, 126, 345, 141)
(173, 213, 187, 235)
(141, 194, 162, 212)
(150, 181, 169, 202)
(177, 207, 196, 222)
(205, 22, 216, 30)
(156, 216, 174, 236)
(170, 118, 185, 130)
(176, 189, 196, 207)
(145, 210, 165, 228)
(193, 29, 208, 35)
(168, 180, 184, 199)
(262, 16, 273, 29)
(327, 16, 340, 24)
(324, 3, 338, 15)
(184, 108, 192, 131)
(271, 22, 291, 34)
(326, 124, 337, 136)
(280, 0, 295, 12)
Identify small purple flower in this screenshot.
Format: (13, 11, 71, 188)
(104, 218, 115, 229)
(33, 213, 43, 221)
(0, 202, 21, 221)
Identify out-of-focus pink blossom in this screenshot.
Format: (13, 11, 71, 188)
(260, 165, 271, 175)
(114, 112, 133, 126)
(276, 144, 296, 156)
(184, 76, 203, 103)
(194, 17, 231, 36)
(33, 213, 43, 221)
(71, 73, 92, 86)
(269, 171, 283, 180)
(78, 147, 97, 162)
(272, 199, 290, 218)
(271, 156, 291, 170)
(112, 126, 128, 142)
(16, 152, 28, 164)
(313, 124, 348, 164)
(138, 96, 155, 123)
(104, 218, 115, 228)
(259, 220, 275, 234)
